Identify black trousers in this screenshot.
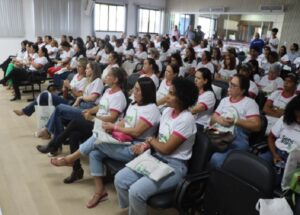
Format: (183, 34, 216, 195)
(48, 118, 94, 170)
(2, 67, 28, 97)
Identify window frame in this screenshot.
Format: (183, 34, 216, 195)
(94, 3, 127, 33)
(138, 7, 163, 34)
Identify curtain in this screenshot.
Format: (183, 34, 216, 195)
(0, 0, 25, 37)
(34, 0, 81, 37)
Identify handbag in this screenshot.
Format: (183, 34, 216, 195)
(35, 91, 55, 129)
(205, 128, 235, 152)
(93, 118, 132, 145)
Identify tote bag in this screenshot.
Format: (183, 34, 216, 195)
(35, 91, 55, 129)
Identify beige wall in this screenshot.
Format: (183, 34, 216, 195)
(166, 0, 300, 46)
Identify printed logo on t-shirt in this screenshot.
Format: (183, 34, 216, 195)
(158, 123, 171, 143)
(282, 135, 295, 150)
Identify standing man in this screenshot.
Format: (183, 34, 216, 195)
(268, 28, 279, 52)
(250, 33, 265, 55)
(171, 25, 180, 40)
(185, 25, 196, 44)
(195, 25, 205, 42)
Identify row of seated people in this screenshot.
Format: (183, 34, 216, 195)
(1, 32, 300, 103)
(1, 35, 300, 212)
(11, 54, 292, 212)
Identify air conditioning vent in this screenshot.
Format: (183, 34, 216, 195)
(259, 5, 284, 12)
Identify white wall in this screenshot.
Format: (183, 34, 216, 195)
(0, 0, 166, 62)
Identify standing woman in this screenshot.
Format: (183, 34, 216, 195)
(210, 74, 261, 168)
(191, 68, 216, 131)
(114, 77, 198, 215)
(0, 46, 49, 101)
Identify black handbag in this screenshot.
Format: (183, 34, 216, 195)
(205, 128, 235, 152)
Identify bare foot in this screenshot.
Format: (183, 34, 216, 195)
(13, 110, 24, 116)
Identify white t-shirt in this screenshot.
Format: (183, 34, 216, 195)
(194, 91, 216, 128)
(101, 64, 119, 80)
(272, 116, 300, 152)
(60, 49, 75, 62)
(158, 107, 197, 160)
(140, 74, 159, 89)
(48, 46, 59, 59)
(114, 46, 124, 55)
(83, 78, 104, 105)
(134, 51, 147, 62)
(249, 80, 259, 98)
(179, 60, 197, 77)
(267, 90, 296, 110)
(86, 47, 98, 59)
(70, 74, 87, 92)
(99, 52, 109, 64)
(218, 68, 237, 80)
(269, 37, 279, 52)
(259, 75, 284, 93)
(96, 89, 127, 117)
(196, 62, 215, 75)
(215, 96, 259, 120)
(28, 56, 48, 71)
(156, 79, 171, 110)
(124, 103, 161, 140)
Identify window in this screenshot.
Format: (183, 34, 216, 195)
(198, 16, 216, 39)
(0, 0, 24, 37)
(138, 8, 162, 34)
(34, 0, 81, 36)
(94, 3, 126, 32)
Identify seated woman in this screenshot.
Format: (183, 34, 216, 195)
(179, 47, 196, 78)
(191, 68, 216, 131)
(140, 58, 159, 89)
(214, 53, 237, 82)
(114, 77, 198, 215)
(156, 63, 179, 112)
(48, 41, 74, 77)
(263, 73, 297, 134)
(238, 63, 259, 99)
(13, 58, 88, 117)
(258, 63, 283, 94)
(50, 77, 161, 208)
(196, 51, 215, 76)
(37, 62, 104, 139)
(210, 74, 261, 168)
(0, 46, 49, 101)
(51, 41, 86, 91)
(260, 95, 300, 186)
(37, 67, 128, 183)
(101, 51, 120, 81)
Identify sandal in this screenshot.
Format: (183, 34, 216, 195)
(50, 157, 74, 167)
(86, 192, 108, 208)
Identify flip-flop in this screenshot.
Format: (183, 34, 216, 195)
(86, 192, 108, 208)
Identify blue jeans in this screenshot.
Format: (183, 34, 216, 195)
(53, 71, 73, 89)
(80, 136, 138, 176)
(46, 104, 87, 139)
(114, 156, 188, 215)
(210, 127, 249, 168)
(22, 91, 68, 116)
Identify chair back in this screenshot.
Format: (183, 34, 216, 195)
(203, 151, 275, 215)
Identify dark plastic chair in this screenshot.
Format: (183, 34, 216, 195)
(103, 129, 213, 214)
(183, 151, 276, 215)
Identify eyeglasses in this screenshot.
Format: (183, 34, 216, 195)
(229, 82, 240, 89)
